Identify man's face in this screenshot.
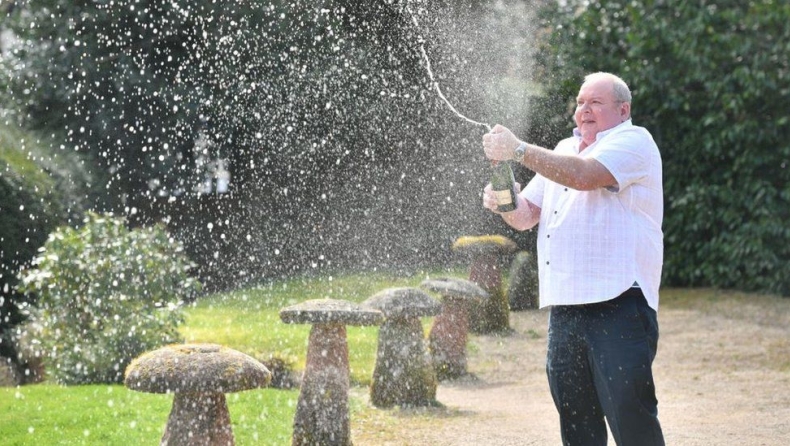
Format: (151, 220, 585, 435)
(574, 78, 628, 146)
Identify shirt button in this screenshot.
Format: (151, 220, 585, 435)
(546, 261, 550, 265)
(554, 211, 558, 214)
(547, 234, 550, 238)
(564, 188, 568, 191)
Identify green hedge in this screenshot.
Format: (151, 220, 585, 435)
(531, 0, 790, 295)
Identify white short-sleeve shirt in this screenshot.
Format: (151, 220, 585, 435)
(522, 120, 664, 310)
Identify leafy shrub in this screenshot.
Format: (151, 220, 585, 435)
(17, 212, 201, 384)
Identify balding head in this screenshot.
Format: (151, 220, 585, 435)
(583, 72, 632, 104)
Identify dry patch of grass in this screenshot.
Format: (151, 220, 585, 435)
(661, 288, 790, 326)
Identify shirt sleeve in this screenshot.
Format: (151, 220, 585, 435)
(591, 127, 656, 193)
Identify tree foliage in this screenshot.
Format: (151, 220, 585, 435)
(3, 0, 462, 207)
(532, 0, 790, 295)
(16, 212, 199, 384)
(3, 1, 535, 289)
(0, 121, 87, 361)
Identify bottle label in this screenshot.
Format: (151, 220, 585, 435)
(494, 190, 513, 206)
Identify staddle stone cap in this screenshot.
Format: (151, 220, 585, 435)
(362, 287, 441, 318)
(124, 343, 271, 394)
(452, 235, 518, 256)
(420, 277, 489, 303)
(279, 298, 383, 326)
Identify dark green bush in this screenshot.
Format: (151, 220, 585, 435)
(16, 212, 201, 384)
(0, 122, 79, 362)
(532, 0, 790, 295)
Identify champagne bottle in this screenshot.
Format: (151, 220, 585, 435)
(491, 161, 516, 212)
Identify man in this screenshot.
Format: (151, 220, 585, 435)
(482, 72, 665, 446)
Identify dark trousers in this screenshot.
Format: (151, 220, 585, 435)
(546, 288, 665, 446)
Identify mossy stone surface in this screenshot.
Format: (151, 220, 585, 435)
(124, 343, 271, 394)
(420, 278, 489, 303)
(363, 287, 441, 318)
(280, 298, 383, 326)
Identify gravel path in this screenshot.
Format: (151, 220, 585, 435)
(352, 289, 790, 445)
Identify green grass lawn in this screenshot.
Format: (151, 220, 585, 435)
(0, 384, 298, 445)
(0, 269, 462, 445)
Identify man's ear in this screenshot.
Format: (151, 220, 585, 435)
(620, 102, 631, 121)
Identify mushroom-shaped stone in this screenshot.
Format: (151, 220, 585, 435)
(280, 299, 383, 446)
(452, 235, 518, 333)
(508, 250, 539, 311)
(362, 287, 441, 408)
(124, 343, 271, 446)
(421, 278, 489, 380)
